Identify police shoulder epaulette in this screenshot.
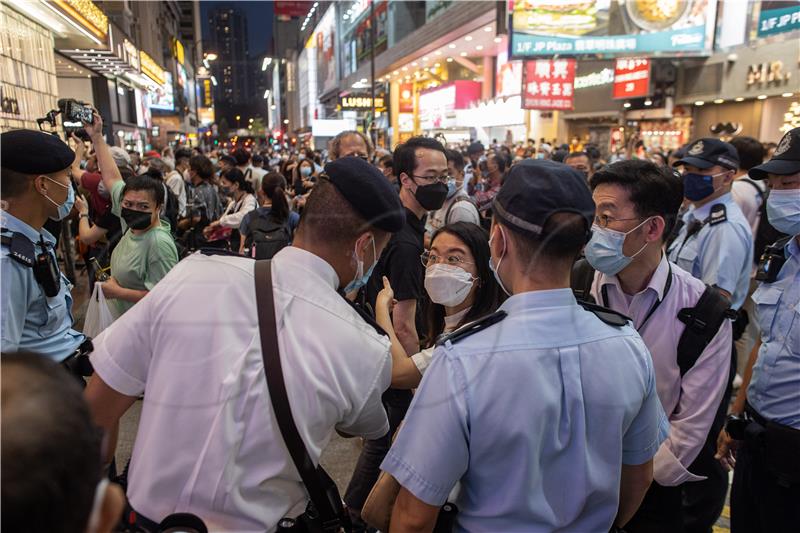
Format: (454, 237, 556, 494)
(708, 203, 727, 226)
(345, 299, 388, 337)
(0, 230, 35, 268)
(436, 310, 508, 347)
(576, 299, 631, 327)
(199, 247, 250, 258)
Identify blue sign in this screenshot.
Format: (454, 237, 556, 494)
(757, 4, 800, 37)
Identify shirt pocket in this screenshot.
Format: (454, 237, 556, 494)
(39, 284, 68, 337)
(751, 285, 781, 340)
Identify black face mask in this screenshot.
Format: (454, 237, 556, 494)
(121, 207, 153, 230)
(414, 181, 448, 211)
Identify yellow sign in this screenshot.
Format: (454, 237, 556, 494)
(203, 78, 213, 107)
(140, 51, 165, 86)
(51, 0, 108, 41)
(340, 96, 385, 110)
(173, 39, 185, 65)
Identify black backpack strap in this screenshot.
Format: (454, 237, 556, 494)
(570, 258, 597, 304)
(254, 260, 345, 532)
(576, 300, 631, 327)
(738, 177, 764, 201)
(676, 285, 737, 376)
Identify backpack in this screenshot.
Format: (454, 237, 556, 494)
(160, 183, 180, 235)
(571, 258, 735, 376)
(444, 195, 478, 225)
(754, 188, 788, 266)
(246, 213, 291, 260)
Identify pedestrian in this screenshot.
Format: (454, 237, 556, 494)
(329, 130, 373, 160)
(345, 136, 450, 524)
(716, 127, 800, 532)
(239, 172, 300, 258)
(565, 151, 594, 180)
(84, 156, 405, 530)
(463, 141, 485, 194)
(0, 129, 91, 367)
(178, 154, 222, 248)
(427, 150, 480, 232)
(382, 160, 668, 531)
(203, 168, 257, 251)
(667, 137, 754, 531)
(581, 159, 733, 532)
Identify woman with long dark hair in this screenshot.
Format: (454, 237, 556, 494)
(203, 168, 257, 250)
(239, 172, 300, 258)
(375, 221, 500, 388)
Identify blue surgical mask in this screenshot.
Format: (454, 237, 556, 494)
(683, 171, 725, 202)
(584, 218, 651, 276)
(344, 236, 377, 293)
(488, 226, 511, 296)
(766, 189, 800, 236)
(44, 177, 75, 221)
(446, 179, 457, 199)
(300, 166, 312, 177)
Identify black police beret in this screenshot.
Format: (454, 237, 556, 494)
(0, 129, 75, 174)
(492, 159, 594, 236)
(324, 156, 404, 233)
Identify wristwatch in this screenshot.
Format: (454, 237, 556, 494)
(724, 413, 750, 440)
(79, 213, 89, 219)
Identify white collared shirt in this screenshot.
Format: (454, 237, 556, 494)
(592, 256, 732, 486)
(91, 247, 392, 531)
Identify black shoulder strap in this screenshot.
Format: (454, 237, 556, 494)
(576, 299, 631, 327)
(570, 258, 597, 304)
(708, 203, 727, 226)
(436, 310, 507, 347)
(676, 285, 737, 376)
(739, 177, 764, 200)
(0, 230, 36, 268)
(254, 260, 343, 532)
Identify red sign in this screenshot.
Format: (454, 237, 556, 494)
(399, 83, 414, 113)
(275, 1, 311, 19)
(522, 59, 576, 111)
(613, 58, 651, 99)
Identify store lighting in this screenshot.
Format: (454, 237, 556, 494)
(205, 53, 218, 61)
(263, 89, 270, 99)
(735, 97, 744, 102)
(283, 119, 289, 124)
(422, 56, 429, 61)
(446, 57, 454, 62)
(494, 37, 502, 43)
(402, 66, 408, 71)
(449, 44, 456, 49)
(271, 104, 276, 110)
(694, 101, 705, 106)
(393, 70, 399, 75)
(623, 102, 631, 108)
(412, 62, 418, 67)
(484, 26, 492, 32)
(782, 92, 794, 97)
(434, 62, 441, 67)
(210, 76, 218, 86)
(476, 45, 483, 51)
(435, 50, 442, 56)
(262, 57, 272, 71)
(757, 94, 768, 100)
(644, 99, 652, 106)
(460, 52, 468, 57)
(465, 35, 473, 41)
(714, 99, 724, 104)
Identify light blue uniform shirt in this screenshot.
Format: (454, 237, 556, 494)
(667, 192, 753, 310)
(0, 211, 84, 361)
(748, 236, 800, 429)
(381, 289, 669, 532)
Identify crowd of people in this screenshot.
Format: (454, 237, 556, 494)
(1, 104, 798, 533)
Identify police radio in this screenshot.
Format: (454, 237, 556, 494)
(1, 230, 61, 297)
(755, 236, 790, 283)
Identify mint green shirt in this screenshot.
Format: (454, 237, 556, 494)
(109, 220, 178, 316)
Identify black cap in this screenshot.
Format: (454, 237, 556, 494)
(673, 138, 739, 171)
(492, 160, 594, 237)
(0, 129, 75, 174)
(749, 127, 800, 180)
(467, 141, 485, 155)
(323, 156, 404, 232)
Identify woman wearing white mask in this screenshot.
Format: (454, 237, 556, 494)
(375, 222, 500, 388)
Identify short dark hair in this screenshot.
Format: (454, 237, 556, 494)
(297, 178, 387, 246)
(378, 154, 394, 169)
(445, 149, 465, 172)
(0, 167, 33, 198)
(551, 149, 569, 163)
(122, 174, 166, 207)
(1, 353, 103, 533)
(564, 151, 589, 163)
(190, 154, 214, 180)
(500, 212, 589, 266)
(590, 159, 683, 241)
(232, 149, 250, 166)
(730, 136, 766, 171)
(394, 136, 447, 180)
(175, 148, 193, 166)
(487, 152, 507, 173)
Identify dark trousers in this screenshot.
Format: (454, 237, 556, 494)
(730, 425, 800, 532)
(681, 346, 734, 533)
(624, 482, 683, 533)
(344, 388, 412, 513)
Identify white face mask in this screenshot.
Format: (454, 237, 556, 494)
(424, 263, 476, 307)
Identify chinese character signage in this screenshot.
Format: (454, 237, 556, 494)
(613, 58, 651, 99)
(522, 59, 575, 110)
(399, 83, 414, 113)
(756, 1, 800, 38)
(509, 0, 718, 57)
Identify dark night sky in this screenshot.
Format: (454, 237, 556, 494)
(200, 0, 274, 56)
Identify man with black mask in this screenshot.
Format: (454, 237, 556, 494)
(346, 136, 449, 524)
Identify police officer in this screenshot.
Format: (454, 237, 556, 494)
(1, 130, 90, 367)
(381, 160, 669, 531)
(716, 127, 800, 532)
(84, 157, 405, 531)
(667, 137, 754, 531)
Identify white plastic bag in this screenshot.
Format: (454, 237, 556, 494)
(83, 282, 116, 338)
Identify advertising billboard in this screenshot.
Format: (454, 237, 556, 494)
(522, 59, 576, 110)
(756, 1, 800, 37)
(612, 58, 651, 99)
(509, 0, 718, 57)
(148, 72, 174, 111)
(315, 6, 337, 97)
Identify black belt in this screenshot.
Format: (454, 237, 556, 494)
(60, 338, 94, 377)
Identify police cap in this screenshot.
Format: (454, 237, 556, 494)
(749, 127, 800, 180)
(492, 159, 594, 237)
(0, 129, 75, 174)
(323, 156, 404, 233)
(673, 138, 739, 171)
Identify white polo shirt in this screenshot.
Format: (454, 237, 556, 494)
(91, 247, 392, 531)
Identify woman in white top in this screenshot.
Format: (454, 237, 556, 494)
(375, 222, 500, 388)
(203, 168, 257, 250)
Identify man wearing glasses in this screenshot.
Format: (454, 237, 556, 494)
(345, 136, 449, 525)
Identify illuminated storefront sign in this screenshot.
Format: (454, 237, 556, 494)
(522, 59, 576, 111)
(50, 0, 108, 42)
(203, 78, 213, 107)
(173, 39, 185, 65)
(140, 51, 166, 86)
(419, 81, 481, 130)
(613, 58, 651, 99)
(340, 95, 385, 110)
(574, 68, 614, 89)
(123, 39, 140, 70)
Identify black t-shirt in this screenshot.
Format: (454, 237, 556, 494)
(365, 207, 426, 323)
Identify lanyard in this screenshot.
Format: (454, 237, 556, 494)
(601, 263, 673, 333)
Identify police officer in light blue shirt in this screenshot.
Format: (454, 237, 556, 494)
(717, 127, 800, 532)
(1, 130, 87, 363)
(381, 160, 669, 532)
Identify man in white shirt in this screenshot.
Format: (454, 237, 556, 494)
(730, 136, 767, 236)
(84, 157, 405, 531)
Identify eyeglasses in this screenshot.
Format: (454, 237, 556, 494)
(593, 214, 643, 228)
(421, 250, 473, 267)
(412, 174, 451, 184)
